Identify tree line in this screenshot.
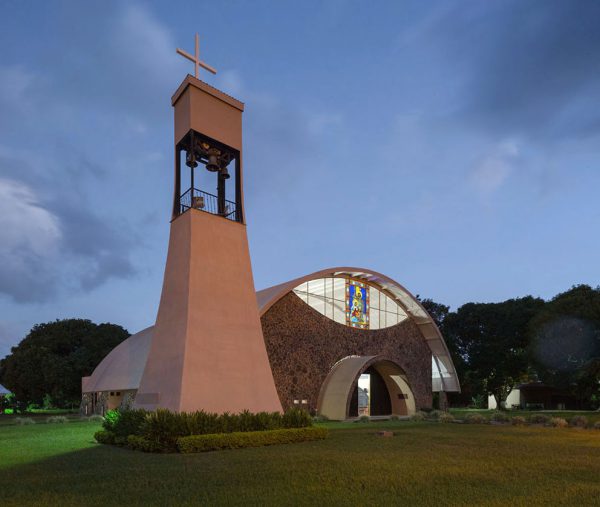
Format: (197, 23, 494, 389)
(421, 284, 600, 409)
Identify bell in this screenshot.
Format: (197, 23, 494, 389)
(220, 167, 230, 179)
(186, 151, 198, 168)
(205, 149, 220, 172)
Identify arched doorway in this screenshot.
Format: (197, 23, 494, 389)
(316, 355, 416, 420)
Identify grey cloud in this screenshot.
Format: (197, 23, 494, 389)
(0, 174, 137, 304)
(0, 250, 60, 303)
(431, 1, 600, 139)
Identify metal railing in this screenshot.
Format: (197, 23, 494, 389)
(179, 187, 240, 222)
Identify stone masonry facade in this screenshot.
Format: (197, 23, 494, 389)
(260, 292, 432, 414)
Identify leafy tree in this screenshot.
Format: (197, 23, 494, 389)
(529, 285, 600, 408)
(419, 298, 450, 330)
(444, 297, 545, 409)
(0, 319, 129, 408)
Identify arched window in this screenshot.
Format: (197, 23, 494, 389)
(292, 277, 408, 330)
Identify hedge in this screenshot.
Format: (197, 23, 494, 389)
(94, 430, 116, 445)
(177, 427, 329, 454)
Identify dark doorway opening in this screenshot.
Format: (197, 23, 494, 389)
(348, 366, 392, 417)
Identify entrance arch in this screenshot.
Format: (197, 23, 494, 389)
(317, 355, 416, 420)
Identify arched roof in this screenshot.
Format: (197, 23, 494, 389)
(82, 326, 154, 393)
(256, 267, 460, 392)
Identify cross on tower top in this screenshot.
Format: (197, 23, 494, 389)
(176, 33, 217, 79)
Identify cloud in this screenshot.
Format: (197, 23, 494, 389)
(0, 173, 137, 303)
(470, 141, 519, 195)
(413, 1, 600, 140)
(0, 178, 62, 302)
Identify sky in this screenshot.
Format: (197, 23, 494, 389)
(1, 0, 599, 358)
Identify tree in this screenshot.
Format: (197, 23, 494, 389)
(444, 297, 545, 409)
(0, 319, 129, 408)
(529, 285, 600, 408)
(419, 298, 450, 330)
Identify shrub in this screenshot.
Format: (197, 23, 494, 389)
(94, 430, 116, 445)
(593, 421, 600, 430)
(439, 413, 455, 423)
(428, 410, 444, 421)
(511, 416, 527, 426)
(15, 417, 35, 425)
(528, 414, 549, 425)
(410, 411, 427, 422)
(356, 415, 370, 423)
(102, 409, 121, 432)
(177, 427, 329, 454)
(312, 414, 329, 423)
(113, 409, 147, 438)
(490, 411, 510, 423)
(282, 408, 312, 429)
(87, 415, 105, 423)
(95, 407, 314, 450)
(389, 415, 400, 421)
(46, 416, 68, 424)
(549, 417, 568, 428)
(142, 409, 189, 451)
(569, 415, 588, 428)
(465, 414, 488, 424)
(127, 435, 166, 453)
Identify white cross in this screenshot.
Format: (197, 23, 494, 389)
(176, 33, 217, 79)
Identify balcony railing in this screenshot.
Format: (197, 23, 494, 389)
(179, 187, 240, 222)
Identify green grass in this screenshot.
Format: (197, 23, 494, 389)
(0, 421, 599, 506)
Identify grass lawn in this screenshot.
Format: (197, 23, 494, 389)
(1, 420, 599, 506)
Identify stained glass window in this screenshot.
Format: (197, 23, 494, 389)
(292, 277, 406, 330)
(346, 279, 369, 329)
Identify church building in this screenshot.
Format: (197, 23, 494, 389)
(81, 36, 459, 420)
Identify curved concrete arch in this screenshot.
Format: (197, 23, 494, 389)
(317, 355, 417, 420)
(82, 326, 154, 393)
(256, 266, 460, 392)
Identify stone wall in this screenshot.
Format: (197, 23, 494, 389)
(261, 292, 432, 414)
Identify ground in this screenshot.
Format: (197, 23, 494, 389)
(1, 414, 599, 506)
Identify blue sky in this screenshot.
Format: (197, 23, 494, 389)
(1, 0, 599, 358)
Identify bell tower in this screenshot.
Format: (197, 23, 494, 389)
(135, 37, 282, 414)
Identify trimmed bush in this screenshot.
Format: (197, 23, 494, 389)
(490, 411, 510, 423)
(549, 417, 568, 428)
(177, 427, 329, 454)
(569, 415, 588, 428)
(94, 430, 116, 445)
(127, 435, 166, 453)
(46, 416, 68, 424)
(428, 410, 444, 421)
(94, 408, 313, 451)
(312, 414, 329, 423)
(102, 409, 120, 432)
(439, 413, 455, 423)
(356, 415, 370, 423)
(15, 417, 35, 425)
(410, 411, 427, 422)
(282, 408, 312, 428)
(465, 414, 488, 424)
(529, 414, 549, 425)
(511, 416, 527, 426)
(101, 408, 147, 437)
